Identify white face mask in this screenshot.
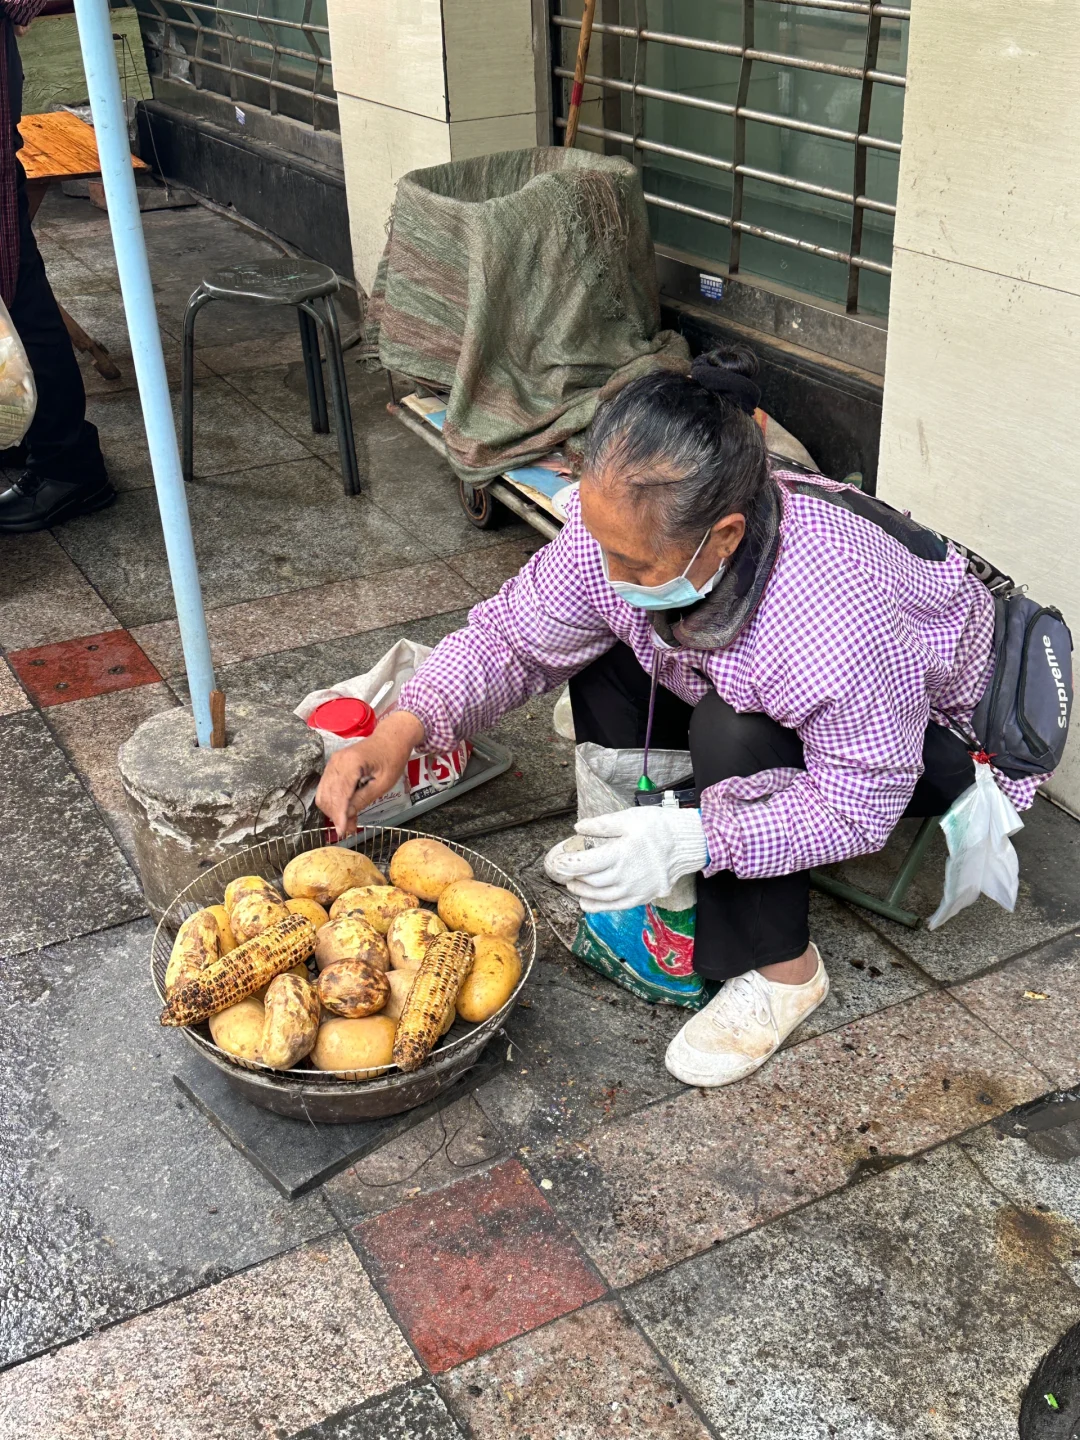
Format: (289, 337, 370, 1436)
(602, 528, 726, 610)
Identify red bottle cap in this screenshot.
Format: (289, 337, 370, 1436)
(308, 697, 377, 738)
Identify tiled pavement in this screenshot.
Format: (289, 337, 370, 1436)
(1, 190, 1080, 1438)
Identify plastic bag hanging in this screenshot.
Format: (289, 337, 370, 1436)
(0, 297, 36, 449)
(927, 760, 1024, 929)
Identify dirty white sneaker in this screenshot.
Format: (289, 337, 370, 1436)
(664, 947, 829, 1087)
(543, 833, 587, 885)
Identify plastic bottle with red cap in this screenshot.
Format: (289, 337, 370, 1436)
(306, 696, 378, 740)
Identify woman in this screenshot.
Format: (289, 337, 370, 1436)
(317, 348, 1038, 1089)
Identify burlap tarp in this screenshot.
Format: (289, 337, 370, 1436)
(366, 147, 690, 484)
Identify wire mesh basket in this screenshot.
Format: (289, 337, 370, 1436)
(151, 826, 536, 1121)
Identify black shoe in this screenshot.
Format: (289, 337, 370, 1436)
(0, 470, 116, 532)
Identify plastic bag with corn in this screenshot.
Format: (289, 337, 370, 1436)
(0, 296, 36, 449)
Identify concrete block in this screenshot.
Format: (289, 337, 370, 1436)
(337, 93, 451, 294)
(118, 701, 323, 920)
(327, 0, 447, 121)
(877, 247, 1080, 812)
(895, 0, 1080, 293)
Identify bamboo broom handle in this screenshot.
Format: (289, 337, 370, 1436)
(563, 0, 599, 148)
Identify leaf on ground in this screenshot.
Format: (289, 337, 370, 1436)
(1024, 990, 1050, 1001)
(1045, 1393, 1060, 1411)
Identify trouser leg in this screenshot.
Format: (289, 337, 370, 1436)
(568, 641, 694, 749)
(690, 692, 811, 981)
(9, 161, 105, 483)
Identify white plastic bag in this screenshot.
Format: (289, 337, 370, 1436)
(294, 638, 471, 824)
(0, 296, 36, 449)
(927, 761, 1024, 929)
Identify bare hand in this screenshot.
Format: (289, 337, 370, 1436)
(315, 710, 425, 837)
(14, 22, 31, 35)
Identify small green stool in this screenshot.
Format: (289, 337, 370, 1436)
(809, 815, 941, 928)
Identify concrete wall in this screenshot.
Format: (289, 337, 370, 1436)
(877, 0, 1080, 814)
(327, 0, 543, 294)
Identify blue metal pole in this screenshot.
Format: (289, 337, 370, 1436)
(73, 0, 217, 746)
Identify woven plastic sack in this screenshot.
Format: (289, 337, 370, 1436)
(367, 147, 689, 484)
(0, 297, 36, 448)
(569, 742, 707, 1009)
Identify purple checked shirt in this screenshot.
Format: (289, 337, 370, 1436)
(399, 476, 1039, 880)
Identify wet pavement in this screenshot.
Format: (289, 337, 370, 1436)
(1, 190, 1080, 1438)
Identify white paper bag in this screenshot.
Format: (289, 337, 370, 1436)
(927, 762, 1023, 929)
(295, 639, 471, 823)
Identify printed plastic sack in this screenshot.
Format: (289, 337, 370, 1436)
(569, 741, 708, 1009)
(295, 638, 471, 824)
(0, 297, 36, 449)
(927, 760, 1023, 929)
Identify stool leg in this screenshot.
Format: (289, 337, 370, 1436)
(182, 290, 212, 483)
(310, 296, 361, 497)
(298, 307, 329, 434)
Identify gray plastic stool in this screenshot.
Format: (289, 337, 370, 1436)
(181, 258, 360, 496)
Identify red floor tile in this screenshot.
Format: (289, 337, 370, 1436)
(9, 629, 161, 707)
(352, 1158, 606, 1373)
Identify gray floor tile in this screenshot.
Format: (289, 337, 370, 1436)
(0, 656, 30, 716)
(53, 458, 432, 628)
(287, 1385, 466, 1440)
(323, 1095, 506, 1224)
(176, 375, 312, 478)
(963, 1122, 1080, 1287)
(0, 918, 339, 1368)
(169, 608, 472, 708)
(830, 797, 1080, 981)
(0, 711, 144, 956)
(0, 530, 117, 651)
(626, 1143, 1080, 1440)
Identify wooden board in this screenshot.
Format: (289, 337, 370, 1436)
(400, 391, 567, 521)
(17, 110, 148, 184)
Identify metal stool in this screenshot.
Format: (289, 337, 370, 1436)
(181, 258, 360, 496)
(809, 815, 941, 928)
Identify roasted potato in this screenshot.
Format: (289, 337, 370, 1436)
(456, 936, 522, 1023)
(259, 972, 320, 1069)
(389, 837, 474, 902)
(387, 908, 447, 971)
(282, 846, 385, 905)
(254, 960, 311, 1002)
(437, 879, 525, 941)
(284, 897, 330, 930)
(223, 874, 281, 914)
(206, 903, 236, 955)
(317, 958, 390, 1018)
(310, 1015, 397, 1078)
(329, 884, 419, 934)
(208, 996, 264, 1063)
(314, 915, 390, 972)
(230, 890, 290, 944)
(165, 909, 220, 995)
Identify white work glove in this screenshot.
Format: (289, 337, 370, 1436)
(549, 806, 708, 912)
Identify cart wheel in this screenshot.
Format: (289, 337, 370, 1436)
(458, 478, 496, 528)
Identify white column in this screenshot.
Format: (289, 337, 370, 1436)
(328, 0, 543, 294)
(877, 0, 1080, 813)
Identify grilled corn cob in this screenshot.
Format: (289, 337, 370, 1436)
(392, 930, 474, 1072)
(160, 914, 316, 1027)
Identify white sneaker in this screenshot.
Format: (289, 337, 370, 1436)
(664, 947, 829, 1088)
(543, 834, 587, 885)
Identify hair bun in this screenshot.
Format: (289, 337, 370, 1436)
(691, 346, 762, 415)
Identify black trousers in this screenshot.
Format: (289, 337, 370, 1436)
(569, 642, 975, 982)
(7, 159, 105, 481)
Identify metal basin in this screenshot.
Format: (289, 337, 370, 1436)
(151, 826, 535, 1122)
